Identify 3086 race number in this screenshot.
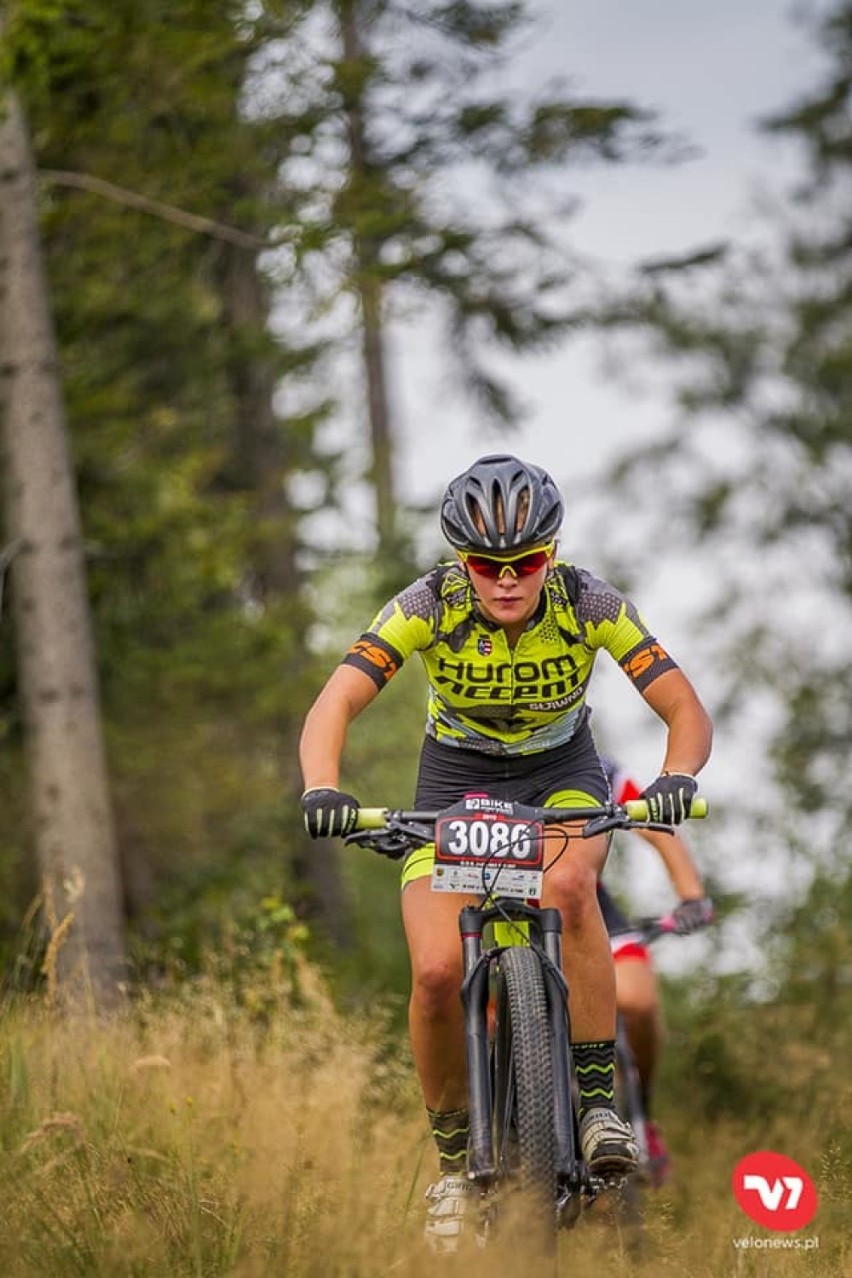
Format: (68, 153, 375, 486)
(437, 817, 542, 862)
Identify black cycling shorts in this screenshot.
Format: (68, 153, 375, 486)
(414, 710, 609, 808)
(402, 713, 610, 888)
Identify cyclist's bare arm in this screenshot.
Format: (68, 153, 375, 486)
(299, 665, 381, 790)
(639, 668, 713, 777)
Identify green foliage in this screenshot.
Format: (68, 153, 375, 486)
(189, 893, 312, 1021)
(297, 551, 429, 1006)
(767, 863, 852, 1020)
(0, 0, 341, 966)
(332, 661, 424, 1013)
(658, 972, 789, 1122)
(429, 2, 527, 45)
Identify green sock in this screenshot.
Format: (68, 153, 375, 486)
(426, 1106, 469, 1176)
(573, 1040, 616, 1118)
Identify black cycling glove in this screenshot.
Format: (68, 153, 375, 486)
(672, 897, 714, 934)
(301, 787, 360, 838)
(641, 772, 697, 824)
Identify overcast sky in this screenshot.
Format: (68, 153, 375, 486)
(519, 0, 818, 260)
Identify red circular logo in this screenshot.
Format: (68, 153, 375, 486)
(732, 1151, 818, 1231)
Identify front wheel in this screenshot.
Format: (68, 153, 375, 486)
(492, 946, 558, 1237)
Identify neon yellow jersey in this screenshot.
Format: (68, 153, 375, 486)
(342, 562, 678, 757)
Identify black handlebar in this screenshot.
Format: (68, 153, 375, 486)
(344, 797, 707, 859)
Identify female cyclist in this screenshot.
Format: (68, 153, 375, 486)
(298, 454, 713, 1250)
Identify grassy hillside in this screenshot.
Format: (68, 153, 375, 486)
(0, 959, 848, 1278)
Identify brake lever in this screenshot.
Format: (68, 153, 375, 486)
(582, 815, 675, 839)
(343, 830, 407, 859)
(343, 820, 435, 860)
(582, 813, 621, 838)
(400, 821, 439, 846)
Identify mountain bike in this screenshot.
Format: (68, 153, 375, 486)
(344, 793, 708, 1248)
(609, 913, 712, 1238)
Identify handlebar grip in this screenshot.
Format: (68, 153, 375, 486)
(624, 796, 708, 821)
(353, 807, 390, 831)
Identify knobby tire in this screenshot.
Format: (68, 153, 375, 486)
(492, 946, 558, 1241)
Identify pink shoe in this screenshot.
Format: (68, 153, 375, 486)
(645, 1120, 672, 1188)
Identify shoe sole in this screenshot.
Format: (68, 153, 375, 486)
(587, 1153, 639, 1176)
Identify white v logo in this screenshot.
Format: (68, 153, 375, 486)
(743, 1174, 803, 1211)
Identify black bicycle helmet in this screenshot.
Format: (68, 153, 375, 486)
(440, 454, 564, 552)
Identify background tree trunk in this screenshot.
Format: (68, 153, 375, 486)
(219, 239, 354, 948)
(0, 93, 126, 1009)
(338, 0, 399, 554)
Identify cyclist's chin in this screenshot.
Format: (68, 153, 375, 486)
(480, 596, 532, 624)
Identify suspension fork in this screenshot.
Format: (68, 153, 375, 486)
(536, 906, 579, 1178)
(459, 901, 579, 1182)
(459, 905, 494, 1178)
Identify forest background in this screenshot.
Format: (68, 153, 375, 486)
(0, 1, 850, 1273)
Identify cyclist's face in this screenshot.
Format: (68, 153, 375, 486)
(462, 550, 553, 631)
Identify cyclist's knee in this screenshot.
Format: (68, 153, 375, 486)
(546, 859, 600, 930)
(615, 958, 659, 1015)
(411, 956, 463, 1016)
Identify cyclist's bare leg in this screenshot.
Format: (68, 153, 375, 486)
(616, 956, 664, 1103)
(401, 876, 475, 1111)
(542, 827, 614, 1040)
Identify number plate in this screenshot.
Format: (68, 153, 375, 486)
(432, 796, 544, 898)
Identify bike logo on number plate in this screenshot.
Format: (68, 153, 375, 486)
(732, 1151, 818, 1231)
(433, 799, 544, 898)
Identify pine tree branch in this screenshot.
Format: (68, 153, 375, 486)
(39, 169, 288, 251)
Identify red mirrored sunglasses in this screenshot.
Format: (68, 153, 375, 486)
(460, 542, 554, 580)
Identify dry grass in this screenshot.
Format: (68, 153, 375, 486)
(0, 976, 848, 1278)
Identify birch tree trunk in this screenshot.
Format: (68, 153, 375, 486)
(0, 92, 127, 1009)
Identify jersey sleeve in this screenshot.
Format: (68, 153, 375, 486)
(574, 570, 679, 692)
(618, 638, 679, 692)
(342, 634, 405, 688)
(340, 573, 441, 690)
